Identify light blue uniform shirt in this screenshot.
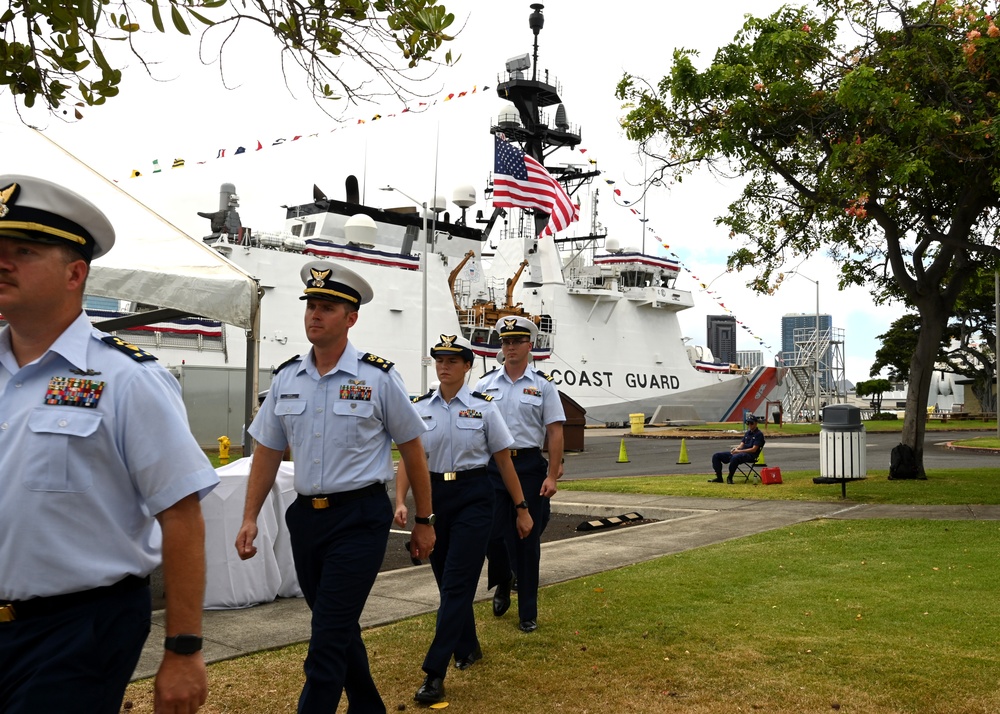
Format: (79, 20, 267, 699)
(250, 341, 426, 494)
(474, 365, 566, 449)
(0, 313, 219, 600)
(413, 385, 514, 472)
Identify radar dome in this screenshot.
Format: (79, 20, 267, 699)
(498, 106, 521, 129)
(453, 185, 476, 209)
(345, 213, 377, 244)
(605, 238, 620, 253)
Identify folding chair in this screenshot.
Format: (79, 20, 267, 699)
(735, 450, 766, 483)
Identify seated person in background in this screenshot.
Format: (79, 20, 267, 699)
(709, 415, 765, 484)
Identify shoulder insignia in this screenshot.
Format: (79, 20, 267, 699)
(483, 366, 499, 376)
(471, 390, 494, 402)
(273, 354, 301, 375)
(100, 336, 157, 362)
(537, 370, 555, 382)
(411, 390, 434, 403)
(362, 352, 394, 372)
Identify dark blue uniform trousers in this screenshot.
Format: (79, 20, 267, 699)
(712, 450, 756, 477)
(486, 451, 551, 622)
(286, 490, 391, 714)
(422, 475, 494, 678)
(0, 584, 150, 713)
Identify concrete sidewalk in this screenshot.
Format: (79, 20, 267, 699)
(131, 492, 1000, 680)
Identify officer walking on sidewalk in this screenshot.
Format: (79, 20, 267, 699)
(236, 260, 435, 714)
(396, 333, 533, 704)
(476, 316, 565, 633)
(0, 175, 218, 713)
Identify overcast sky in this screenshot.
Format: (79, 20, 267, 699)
(1, 0, 908, 383)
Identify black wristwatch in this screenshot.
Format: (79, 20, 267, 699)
(415, 513, 437, 525)
(164, 634, 203, 655)
(515, 500, 529, 510)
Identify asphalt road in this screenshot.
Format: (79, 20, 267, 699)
(562, 427, 997, 479)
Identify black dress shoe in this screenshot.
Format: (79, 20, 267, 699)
(492, 574, 512, 617)
(518, 619, 538, 633)
(454, 645, 483, 670)
(726, 476, 734, 484)
(414, 675, 445, 704)
(708, 476, 724, 483)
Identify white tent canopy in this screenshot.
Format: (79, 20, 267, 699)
(0, 123, 259, 329)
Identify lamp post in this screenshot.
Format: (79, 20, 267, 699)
(790, 271, 822, 423)
(381, 186, 431, 393)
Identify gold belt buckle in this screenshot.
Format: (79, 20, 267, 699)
(510, 449, 518, 457)
(311, 497, 330, 510)
(443, 472, 457, 481)
(0, 604, 16, 623)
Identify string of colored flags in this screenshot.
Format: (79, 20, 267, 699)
(122, 84, 492, 180)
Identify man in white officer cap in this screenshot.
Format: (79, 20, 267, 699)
(475, 315, 565, 633)
(0, 175, 219, 713)
(237, 260, 435, 713)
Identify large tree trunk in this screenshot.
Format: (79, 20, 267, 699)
(902, 305, 950, 478)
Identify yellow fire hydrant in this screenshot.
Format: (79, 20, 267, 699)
(217, 435, 231, 465)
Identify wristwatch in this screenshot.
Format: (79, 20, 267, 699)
(414, 513, 437, 525)
(515, 500, 529, 510)
(164, 634, 203, 655)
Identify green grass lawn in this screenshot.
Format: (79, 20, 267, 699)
(124, 519, 1000, 713)
(165, 437, 1000, 713)
(560, 467, 1000, 505)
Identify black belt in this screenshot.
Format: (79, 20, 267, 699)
(431, 467, 488, 482)
(298, 482, 386, 510)
(0, 574, 150, 623)
(510, 447, 541, 458)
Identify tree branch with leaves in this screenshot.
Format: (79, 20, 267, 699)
(0, 0, 456, 117)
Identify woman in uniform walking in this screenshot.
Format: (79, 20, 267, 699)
(395, 334, 533, 705)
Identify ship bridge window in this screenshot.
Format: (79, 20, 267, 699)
(291, 224, 303, 237)
(620, 270, 653, 288)
(302, 222, 317, 237)
(660, 273, 677, 289)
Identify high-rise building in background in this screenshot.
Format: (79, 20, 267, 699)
(706, 315, 737, 364)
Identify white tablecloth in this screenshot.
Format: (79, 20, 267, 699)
(201, 457, 301, 609)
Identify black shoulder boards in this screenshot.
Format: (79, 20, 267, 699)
(362, 352, 395, 372)
(273, 354, 300, 375)
(101, 336, 157, 362)
(471, 390, 493, 402)
(411, 390, 434, 403)
(537, 371, 555, 382)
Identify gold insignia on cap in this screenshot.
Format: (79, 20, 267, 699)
(503, 318, 518, 330)
(0, 183, 17, 219)
(309, 267, 332, 286)
(439, 334, 457, 347)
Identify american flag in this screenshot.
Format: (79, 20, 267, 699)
(493, 136, 579, 236)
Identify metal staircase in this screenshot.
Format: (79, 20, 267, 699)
(782, 326, 845, 422)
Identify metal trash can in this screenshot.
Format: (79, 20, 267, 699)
(820, 404, 866, 480)
(629, 413, 645, 435)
